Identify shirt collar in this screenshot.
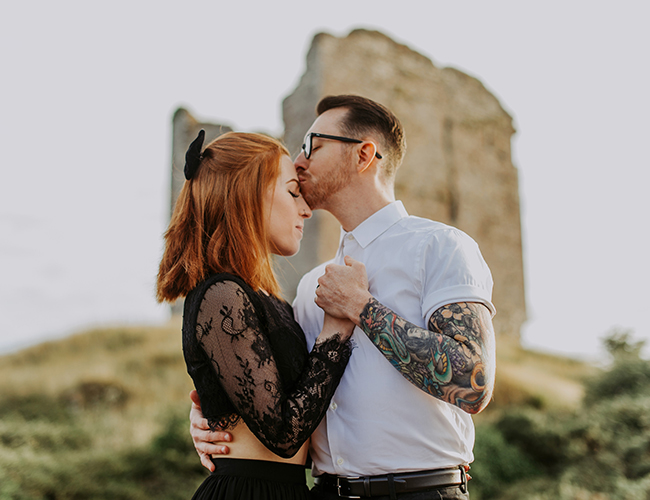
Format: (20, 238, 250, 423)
(339, 201, 409, 249)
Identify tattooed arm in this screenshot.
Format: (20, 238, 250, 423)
(315, 255, 496, 414)
(359, 299, 495, 414)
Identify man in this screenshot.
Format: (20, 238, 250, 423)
(190, 95, 496, 499)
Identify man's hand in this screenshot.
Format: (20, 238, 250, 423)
(315, 256, 372, 325)
(189, 390, 232, 472)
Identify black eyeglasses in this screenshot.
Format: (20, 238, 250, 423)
(301, 133, 382, 160)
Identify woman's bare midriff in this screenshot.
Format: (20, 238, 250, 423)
(210, 419, 309, 465)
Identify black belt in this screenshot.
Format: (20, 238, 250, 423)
(314, 466, 468, 498)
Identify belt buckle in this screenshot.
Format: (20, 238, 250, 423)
(459, 465, 468, 494)
(337, 476, 361, 499)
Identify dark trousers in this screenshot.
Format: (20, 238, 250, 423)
(309, 483, 469, 500)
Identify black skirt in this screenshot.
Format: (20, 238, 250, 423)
(191, 458, 310, 500)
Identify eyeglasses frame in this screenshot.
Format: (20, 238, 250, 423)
(301, 132, 383, 160)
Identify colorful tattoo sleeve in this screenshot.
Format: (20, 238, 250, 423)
(358, 300, 495, 413)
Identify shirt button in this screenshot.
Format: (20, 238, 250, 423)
(346, 234, 354, 241)
(330, 402, 337, 411)
(336, 457, 344, 466)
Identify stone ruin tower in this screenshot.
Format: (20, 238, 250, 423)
(281, 29, 525, 341)
(170, 29, 526, 341)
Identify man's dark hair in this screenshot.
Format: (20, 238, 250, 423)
(317, 95, 406, 179)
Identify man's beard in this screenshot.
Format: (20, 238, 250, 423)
(302, 166, 352, 209)
(302, 154, 354, 209)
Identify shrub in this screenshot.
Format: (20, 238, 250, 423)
(472, 424, 541, 499)
(0, 394, 73, 423)
(60, 380, 129, 410)
(0, 411, 207, 500)
(471, 332, 650, 499)
(495, 411, 569, 473)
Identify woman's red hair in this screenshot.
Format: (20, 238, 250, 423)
(156, 132, 289, 303)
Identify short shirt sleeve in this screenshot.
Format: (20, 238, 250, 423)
(420, 227, 496, 324)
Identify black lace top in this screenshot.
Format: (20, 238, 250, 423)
(182, 273, 353, 459)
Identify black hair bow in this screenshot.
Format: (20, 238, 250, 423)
(184, 129, 205, 180)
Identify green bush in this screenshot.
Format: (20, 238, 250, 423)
(470, 331, 650, 499)
(495, 411, 569, 473)
(584, 358, 650, 406)
(471, 424, 541, 499)
(0, 419, 91, 451)
(0, 410, 207, 500)
(0, 394, 73, 423)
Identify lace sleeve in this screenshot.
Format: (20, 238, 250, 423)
(195, 280, 352, 458)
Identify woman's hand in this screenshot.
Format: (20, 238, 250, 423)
(315, 256, 372, 326)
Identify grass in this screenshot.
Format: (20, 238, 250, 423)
(0, 319, 210, 498)
(0, 321, 599, 498)
(0, 318, 193, 445)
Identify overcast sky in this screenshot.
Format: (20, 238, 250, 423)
(1, 1, 648, 360)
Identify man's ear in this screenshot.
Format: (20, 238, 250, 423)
(356, 142, 379, 174)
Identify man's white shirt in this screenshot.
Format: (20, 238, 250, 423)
(292, 201, 495, 477)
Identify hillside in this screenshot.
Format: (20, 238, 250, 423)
(488, 341, 598, 415)
(1, 321, 596, 419)
(0, 320, 208, 499)
(0, 323, 599, 499)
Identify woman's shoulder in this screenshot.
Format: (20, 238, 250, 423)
(192, 273, 258, 304)
(186, 273, 268, 332)
(201, 272, 248, 287)
(189, 272, 249, 295)
(184, 273, 258, 316)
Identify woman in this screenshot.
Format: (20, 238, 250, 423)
(156, 130, 354, 500)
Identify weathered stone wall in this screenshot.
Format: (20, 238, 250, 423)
(280, 29, 525, 340)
